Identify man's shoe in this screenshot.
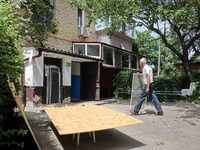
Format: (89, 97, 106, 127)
(154, 112, 164, 115)
(129, 110, 138, 115)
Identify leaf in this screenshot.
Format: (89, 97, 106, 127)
(160, 142, 165, 145)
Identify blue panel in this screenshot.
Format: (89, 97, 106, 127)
(71, 75, 80, 98)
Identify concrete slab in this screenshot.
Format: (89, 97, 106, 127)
(25, 100, 200, 150)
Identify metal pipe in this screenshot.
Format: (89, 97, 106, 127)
(24, 48, 42, 61)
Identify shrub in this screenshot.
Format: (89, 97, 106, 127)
(113, 70, 136, 99)
(113, 70, 200, 102)
(187, 82, 200, 104)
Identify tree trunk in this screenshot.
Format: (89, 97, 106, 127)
(182, 60, 195, 83)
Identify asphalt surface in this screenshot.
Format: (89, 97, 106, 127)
(24, 99, 200, 150)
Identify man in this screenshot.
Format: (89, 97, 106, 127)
(130, 58, 164, 115)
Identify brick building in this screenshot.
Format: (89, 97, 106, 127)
(23, 0, 145, 108)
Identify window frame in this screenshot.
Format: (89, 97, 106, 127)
(73, 43, 101, 58)
(122, 51, 130, 69)
(77, 8, 84, 27)
(130, 54, 138, 70)
(102, 45, 115, 67)
(96, 18, 109, 31)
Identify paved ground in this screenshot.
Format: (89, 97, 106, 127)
(25, 99, 200, 150)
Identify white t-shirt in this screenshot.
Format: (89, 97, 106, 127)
(143, 64, 153, 84)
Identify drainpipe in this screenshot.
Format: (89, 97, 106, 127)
(24, 47, 42, 61)
(22, 47, 42, 107)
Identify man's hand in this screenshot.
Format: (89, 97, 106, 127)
(137, 72, 142, 76)
(146, 87, 149, 93)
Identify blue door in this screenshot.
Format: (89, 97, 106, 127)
(71, 75, 80, 98)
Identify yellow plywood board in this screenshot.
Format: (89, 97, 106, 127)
(41, 104, 143, 135)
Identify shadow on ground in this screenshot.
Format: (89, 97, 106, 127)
(50, 121, 145, 150)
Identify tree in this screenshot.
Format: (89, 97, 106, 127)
(134, 30, 159, 74)
(135, 29, 180, 76)
(0, 0, 58, 148)
(68, 0, 200, 83)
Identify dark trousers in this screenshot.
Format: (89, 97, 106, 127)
(134, 83, 163, 113)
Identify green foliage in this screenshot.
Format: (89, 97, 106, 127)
(18, 0, 59, 47)
(154, 74, 189, 102)
(0, 74, 28, 149)
(154, 74, 190, 91)
(134, 30, 180, 76)
(113, 70, 200, 102)
(187, 82, 200, 104)
(135, 30, 159, 73)
(113, 70, 136, 99)
(68, 0, 200, 82)
(0, 1, 58, 148)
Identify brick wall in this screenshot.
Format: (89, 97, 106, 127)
(45, 0, 97, 51)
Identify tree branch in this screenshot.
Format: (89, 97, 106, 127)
(186, 33, 200, 50)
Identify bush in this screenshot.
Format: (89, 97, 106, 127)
(113, 70, 200, 102)
(187, 82, 200, 104)
(154, 73, 200, 102)
(113, 70, 136, 100)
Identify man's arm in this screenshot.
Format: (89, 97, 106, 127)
(137, 72, 143, 76)
(146, 74, 150, 93)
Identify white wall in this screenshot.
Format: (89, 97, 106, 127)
(33, 56, 43, 86)
(97, 32, 133, 51)
(24, 48, 43, 87)
(24, 61, 33, 86)
(63, 57, 71, 86)
(24, 47, 72, 87)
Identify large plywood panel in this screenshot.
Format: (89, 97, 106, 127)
(41, 104, 143, 135)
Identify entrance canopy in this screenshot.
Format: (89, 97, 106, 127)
(38, 47, 104, 62)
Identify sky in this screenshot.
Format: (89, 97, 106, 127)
(136, 26, 159, 38)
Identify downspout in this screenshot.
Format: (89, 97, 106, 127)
(24, 47, 42, 61)
(22, 47, 43, 107)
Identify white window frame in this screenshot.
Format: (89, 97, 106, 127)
(96, 18, 110, 31)
(86, 43, 101, 58)
(102, 45, 115, 67)
(122, 51, 130, 69)
(78, 8, 84, 27)
(114, 48, 122, 69)
(73, 43, 101, 58)
(130, 54, 138, 70)
(73, 43, 86, 55)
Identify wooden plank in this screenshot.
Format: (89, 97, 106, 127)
(8, 76, 41, 150)
(41, 104, 143, 135)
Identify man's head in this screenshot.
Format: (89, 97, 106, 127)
(139, 58, 146, 68)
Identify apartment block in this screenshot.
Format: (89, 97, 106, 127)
(23, 0, 145, 108)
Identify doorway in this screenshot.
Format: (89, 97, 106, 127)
(81, 62, 100, 100)
(43, 57, 62, 104)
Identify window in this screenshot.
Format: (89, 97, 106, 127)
(103, 46, 114, 66)
(34, 0, 54, 24)
(73, 43, 101, 58)
(78, 8, 84, 27)
(131, 54, 137, 69)
(96, 18, 109, 29)
(122, 52, 129, 68)
(87, 45, 100, 57)
(74, 44, 85, 55)
(115, 49, 122, 68)
(125, 22, 135, 38)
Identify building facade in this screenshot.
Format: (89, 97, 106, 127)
(23, 0, 145, 108)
